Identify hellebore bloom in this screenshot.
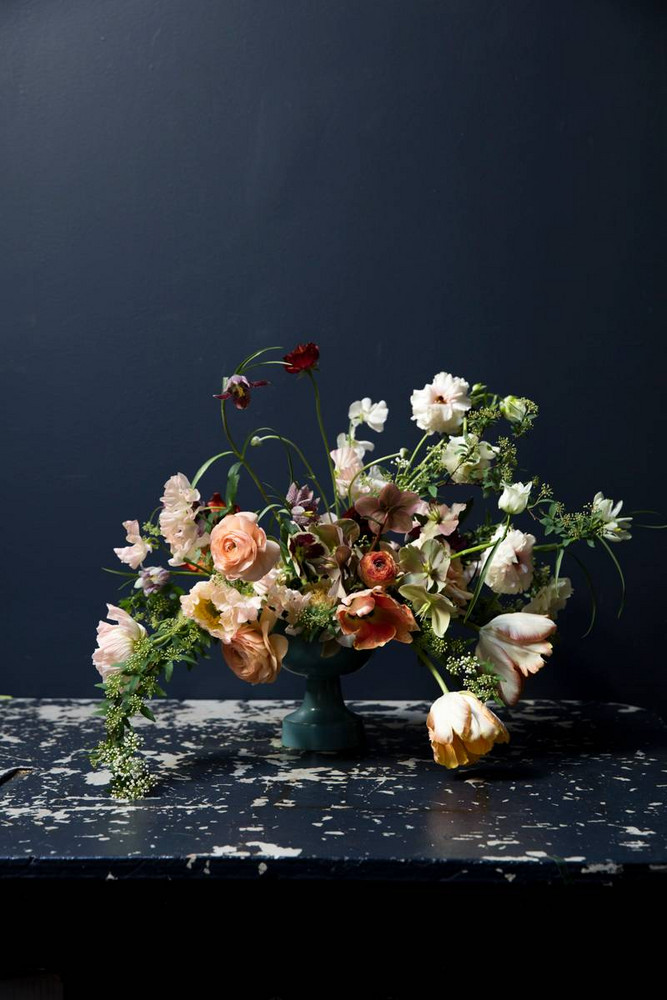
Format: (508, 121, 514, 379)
(283, 342, 320, 373)
(397, 584, 456, 638)
(475, 612, 557, 706)
(336, 587, 419, 650)
(426, 691, 509, 769)
(354, 483, 421, 535)
(213, 374, 270, 410)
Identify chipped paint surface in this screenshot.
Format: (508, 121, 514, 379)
(0, 698, 665, 883)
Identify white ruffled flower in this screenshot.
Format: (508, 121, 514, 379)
(159, 473, 209, 567)
(330, 441, 367, 498)
(592, 492, 632, 542)
(524, 577, 573, 619)
(498, 481, 532, 515)
(348, 398, 388, 433)
(92, 604, 147, 681)
(481, 526, 535, 595)
(441, 433, 497, 484)
(410, 373, 471, 435)
(180, 578, 262, 642)
(113, 519, 151, 570)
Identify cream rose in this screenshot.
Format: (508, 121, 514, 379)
(222, 609, 288, 684)
(210, 511, 280, 582)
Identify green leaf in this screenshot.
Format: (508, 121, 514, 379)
(225, 462, 243, 508)
(599, 538, 626, 618)
(553, 547, 564, 589)
(236, 345, 284, 374)
(464, 522, 509, 623)
(164, 662, 174, 683)
(191, 450, 234, 490)
(140, 705, 156, 722)
(566, 549, 597, 638)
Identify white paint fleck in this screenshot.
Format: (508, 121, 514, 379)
(84, 769, 112, 785)
(258, 862, 268, 875)
(245, 841, 302, 858)
(580, 862, 622, 875)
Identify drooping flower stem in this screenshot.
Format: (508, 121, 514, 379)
(414, 641, 450, 695)
(403, 431, 431, 476)
(247, 430, 332, 518)
(220, 398, 281, 528)
(307, 369, 341, 515)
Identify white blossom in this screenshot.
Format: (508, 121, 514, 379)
(440, 433, 497, 484)
(592, 492, 632, 542)
(410, 372, 471, 435)
(348, 397, 388, 433)
(498, 481, 532, 515)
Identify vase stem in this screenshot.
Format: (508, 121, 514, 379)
(281, 673, 366, 752)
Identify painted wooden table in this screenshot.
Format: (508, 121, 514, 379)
(1, 697, 665, 887)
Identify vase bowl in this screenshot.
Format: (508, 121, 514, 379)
(276, 624, 374, 752)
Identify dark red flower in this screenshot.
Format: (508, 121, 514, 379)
(206, 492, 225, 510)
(213, 375, 270, 410)
(283, 342, 319, 374)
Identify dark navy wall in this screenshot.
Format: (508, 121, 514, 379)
(1, 1, 665, 714)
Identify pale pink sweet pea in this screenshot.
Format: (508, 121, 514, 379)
(113, 520, 151, 570)
(475, 612, 557, 706)
(92, 604, 147, 681)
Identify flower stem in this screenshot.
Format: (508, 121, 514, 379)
(220, 398, 282, 529)
(414, 641, 450, 694)
(307, 370, 340, 516)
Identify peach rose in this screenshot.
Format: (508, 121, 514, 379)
(210, 510, 280, 582)
(222, 609, 289, 684)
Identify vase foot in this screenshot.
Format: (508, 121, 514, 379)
(281, 706, 366, 752)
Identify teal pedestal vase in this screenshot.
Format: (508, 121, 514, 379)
(277, 626, 374, 752)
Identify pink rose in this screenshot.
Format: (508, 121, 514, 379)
(209, 511, 280, 582)
(222, 609, 288, 684)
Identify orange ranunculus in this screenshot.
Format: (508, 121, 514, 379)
(336, 587, 419, 650)
(222, 609, 288, 684)
(358, 549, 398, 588)
(209, 511, 280, 582)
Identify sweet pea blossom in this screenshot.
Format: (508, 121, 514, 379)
(134, 566, 170, 595)
(592, 492, 633, 542)
(330, 442, 366, 498)
(348, 398, 388, 433)
(412, 501, 467, 544)
(410, 373, 471, 435)
(440, 434, 497, 484)
(426, 691, 509, 769)
(113, 519, 151, 570)
(481, 527, 535, 595)
(498, 482, 532, 515)
(159, 473, 210, 567)
(475, 612, 557, 706)
(92, 604, 147, 681)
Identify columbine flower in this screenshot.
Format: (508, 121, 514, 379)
(222, 608, 288, 684)
(348, 398, 388, 433)
(283, 342, 319, 373)
(180, 577, 262, 641)
(475, 612, 557, 706)
(286, 482, 320, 526)
(498, 482, 532, 515)
(336, 587, 419, 650)
(524, 577, 573, 619)
(134, 566, 170, 595)
(159, 473, 210, 567)
(410, 373, 471, 435)
(92, 604, 147, 681)
(412, 501, 467, 543)
(426, 691, 509, 768)
(481, 527, 535, 595)
(354, 483, 422, 535)
(592, 492, 632, 542)
(399, 539, 451, 591)
(397, 584, 455, 637)
(214, 374, 270, 410)
(209, 511, 281, 583)
(499, 395, 528, 423)
(113, 519, 151, 570)
(440, 433, 497, 484)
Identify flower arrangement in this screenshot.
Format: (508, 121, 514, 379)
(89, 342, 646, 799)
